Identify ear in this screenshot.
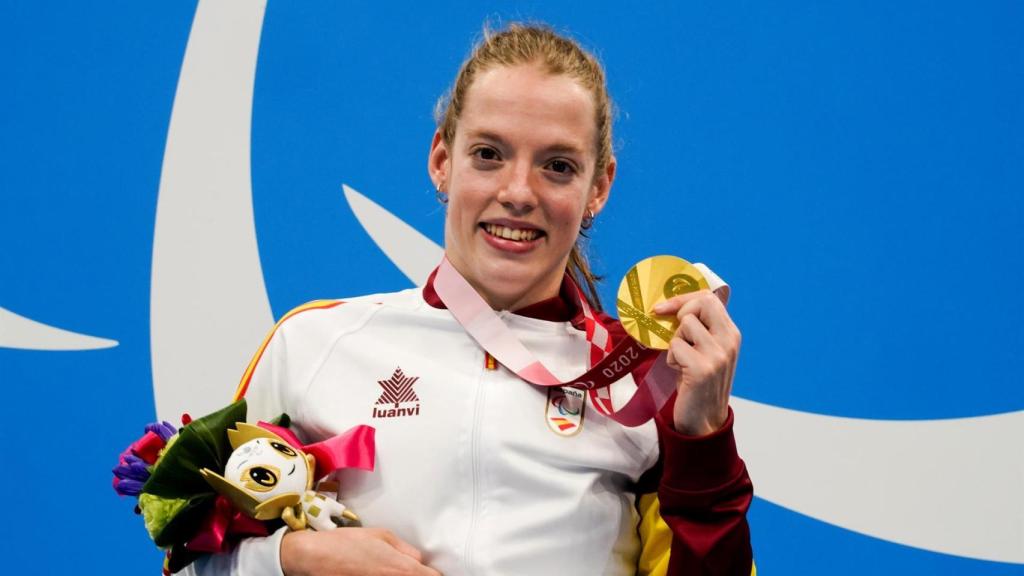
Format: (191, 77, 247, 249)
(428, 130, 450, 191)
(200, 468, 261, 517)
(304, 453, 316, 489)
(227, 422, 286, 450)
(587, 155, 616, 216)
(253, 493, 303, 521)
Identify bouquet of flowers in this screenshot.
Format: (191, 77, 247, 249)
(113, 399, 375, 574)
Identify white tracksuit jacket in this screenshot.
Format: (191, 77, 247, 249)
(190, 286, 662, 575)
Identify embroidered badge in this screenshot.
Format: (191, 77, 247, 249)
(372, 367, 421, 419)
(546, 386, 585, 436)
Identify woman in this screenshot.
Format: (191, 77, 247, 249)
(194, 23, 752, 576)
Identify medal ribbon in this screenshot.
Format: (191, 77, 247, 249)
(433, 257, 728, 426)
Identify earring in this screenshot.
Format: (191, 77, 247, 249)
(580, 209, 595, 230)
(435, 183, 448, 205)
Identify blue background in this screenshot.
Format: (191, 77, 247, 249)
(1, 1, 1021, 573)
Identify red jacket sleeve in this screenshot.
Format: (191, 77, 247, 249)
(597, 312, 753, 575)
(654, 400, 753, 575)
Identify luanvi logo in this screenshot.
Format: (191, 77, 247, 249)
(372, 367, 421, 419)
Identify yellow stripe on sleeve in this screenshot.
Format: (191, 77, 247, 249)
(232, 299, 344, 401)
(637, 492, 672, 576)
(636, 492, 756, 576)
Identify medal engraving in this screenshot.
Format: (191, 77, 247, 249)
(617, 255, 709, 350)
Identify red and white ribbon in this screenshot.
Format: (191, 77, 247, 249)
(433, 257, 729, 427)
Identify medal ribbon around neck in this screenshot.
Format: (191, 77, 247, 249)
(433, 256, 729, 427)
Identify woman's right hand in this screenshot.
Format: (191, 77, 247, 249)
(280, 528, 441, 576)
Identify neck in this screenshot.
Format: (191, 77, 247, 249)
(443, 253, 566, 312)
(470, 275, 563, 312)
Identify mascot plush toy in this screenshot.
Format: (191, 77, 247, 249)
(113, 399, 375, 574)
(200, 422, 360, 531)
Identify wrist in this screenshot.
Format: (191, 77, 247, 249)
(656, 407, 744, 491)
(280, 530, 311, 576)
(673, 404, 728, 436)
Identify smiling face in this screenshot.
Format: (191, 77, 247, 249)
(223, 437, 309, 501)
(429, 63, 615, 310)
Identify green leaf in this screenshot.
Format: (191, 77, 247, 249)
(151, 493, 217, 548)
(270, 412, 291, 428)
(143, 399, 248, 500)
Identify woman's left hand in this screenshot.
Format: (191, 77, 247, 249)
(651, 290, 741, 436)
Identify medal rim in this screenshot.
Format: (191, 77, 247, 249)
(616, 255, 709, 350)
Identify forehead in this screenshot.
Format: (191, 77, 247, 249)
(457, 64, 596, 154)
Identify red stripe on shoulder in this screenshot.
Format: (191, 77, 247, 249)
(232, 300, 345, 401)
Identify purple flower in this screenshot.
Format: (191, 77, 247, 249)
(113, 454, 151, 482)
(113, 477, 145, 497)
(112, 420, 177, 498)
(145, 421, 177, 442)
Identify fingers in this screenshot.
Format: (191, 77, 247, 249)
(662, 295, 719, 372)
(281, 527, 441, 576)
(666, 332, 700, 371)
(654, 290, 739, 347)
(683, 292, 733, 337)
(368, 537, 440, 576)
(370, 532, 442, 576)
(677, 310, 716, 350)
(653, 290, 725, 331)
(651, 287, 724, 314)
(373, 529, 424, 562)
(377, 532, 441, 576)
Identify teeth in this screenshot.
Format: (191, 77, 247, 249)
(484, 224, 539, 242)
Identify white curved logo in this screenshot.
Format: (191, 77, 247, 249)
(150, 0, 273, 423)
(152, 0, 1023, 565)
(342, 184, 443, 282)
(0, 306, 118, 350)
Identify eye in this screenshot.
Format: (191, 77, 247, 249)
(270, 441, 297, 458)
(249, 467, 277, 486)
(545, 159, 577, 176)
(241, 464, 280, 492)
(472, 146, 501, 162)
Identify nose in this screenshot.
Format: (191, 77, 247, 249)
(496, 160, 536, 214)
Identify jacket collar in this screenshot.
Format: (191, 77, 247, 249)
(422, 267, 585, 327)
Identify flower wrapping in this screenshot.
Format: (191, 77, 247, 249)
(112, 399, 375, 573)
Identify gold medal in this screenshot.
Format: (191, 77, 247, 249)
(616, 255, 709, 349)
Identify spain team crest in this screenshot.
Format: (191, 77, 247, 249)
(545, 386, 585, 436)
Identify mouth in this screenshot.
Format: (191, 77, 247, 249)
(480, 222, 544, 243)
(287, 463, 296, 476)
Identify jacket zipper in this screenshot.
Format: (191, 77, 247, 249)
(464, 350, 489, 574)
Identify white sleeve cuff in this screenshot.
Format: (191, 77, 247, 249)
(185, 526, 288, 576)
(237, 526, 287, 576)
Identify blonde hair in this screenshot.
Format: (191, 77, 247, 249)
(435, 23, 613, 310)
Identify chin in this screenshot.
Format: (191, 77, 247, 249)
(478, 261, 560, 306)
(481, 269, 532, 297)
(482, 258, 539, 282)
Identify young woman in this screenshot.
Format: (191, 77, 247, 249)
(193, 23, 752, 576)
